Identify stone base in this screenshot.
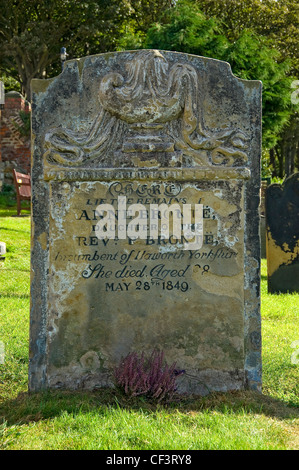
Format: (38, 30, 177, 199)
(45, 367, 246, 397)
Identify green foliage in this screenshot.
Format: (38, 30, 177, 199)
(125, 0, 176, 34)
(197, 0, 299, 76)
(196, 0, 299, 176)
(0, 0, 297, 175)
(0, 191, 16, 209)
(0, 74, 21, 94)
(145, 1, 294, 149)
(116, 24, 145, 51)
(145, 2, 227, 57)
(12, 111, 31, 137)
(222, 30, 294, 149)
(0, 0, 132, 98)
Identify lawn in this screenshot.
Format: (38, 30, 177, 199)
(0, 201, 298, 450)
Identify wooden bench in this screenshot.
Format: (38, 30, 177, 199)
(12, 169, 31, 216)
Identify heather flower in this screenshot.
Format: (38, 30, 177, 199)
(113, 350, 185, 402)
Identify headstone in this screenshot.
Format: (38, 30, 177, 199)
(0, 241, 6, 260)
(266, 173, 299, 293)
(29, 50, 262, 394)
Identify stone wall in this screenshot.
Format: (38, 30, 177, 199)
(0, 91, 31, 188)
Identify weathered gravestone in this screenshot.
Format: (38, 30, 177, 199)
(29, 50, 262, 394)
(266, 173, 299, 293)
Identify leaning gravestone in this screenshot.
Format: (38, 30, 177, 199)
(29, 50, 262, 394)
(266, 173, 299, 293)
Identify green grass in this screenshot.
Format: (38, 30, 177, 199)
(260, 261, 299, 407)
(0, 204, 298, 450)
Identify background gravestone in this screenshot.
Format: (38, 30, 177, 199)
(259, 179, 269, 259)
(29, 50, 262, 394)
(266, 173, 299, 293)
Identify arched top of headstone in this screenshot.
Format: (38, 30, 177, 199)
(32, 49, 261, 175)
(5, 91, 23, 98)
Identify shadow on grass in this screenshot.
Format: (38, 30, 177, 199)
(0, 211, 30, 218)
(0, 388, 298, 427)
(0, 292, 30, 299)
(0, 227, 30, 234)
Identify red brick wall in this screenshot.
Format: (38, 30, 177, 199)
(0, 91, 31, 176)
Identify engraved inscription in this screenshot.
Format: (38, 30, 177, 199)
(51, 181, 240, 296)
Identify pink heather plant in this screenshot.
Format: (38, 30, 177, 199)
(113, 350, 184, 402)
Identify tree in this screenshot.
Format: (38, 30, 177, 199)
(0, 0, 177, 100)
(197, 0, 299, 75)
(145, 1, 294, 150)
(145, 3, 228, 57)
(196, 0, 299, 177)
(222, 30, 293, 150)
(0, 0, 130, 99)
(126, 0, 176, 34)
(1, 0, 297, 176)
(116, 0, 178, 51)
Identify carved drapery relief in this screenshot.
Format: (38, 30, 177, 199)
(44, 50, 249, 168)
